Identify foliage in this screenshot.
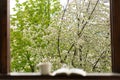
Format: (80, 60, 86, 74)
(11, 0, 111, 72)
(11, 0, 61, 72)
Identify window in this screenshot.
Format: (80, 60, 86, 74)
(0, 0, 120, 79)
(10, 0, 111, 73)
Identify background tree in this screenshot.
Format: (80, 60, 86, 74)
(11, 0, 111, 72)
(11, 0, 61, 72)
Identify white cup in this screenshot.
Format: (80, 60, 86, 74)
(37, 62, 51, 75)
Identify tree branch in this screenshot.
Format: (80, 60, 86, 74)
(71, 46, 77, 67)
(26, 51, 35, 72)
(86, 0, 91, 12)
(78, 0, 100, 37)
(92, 51, 105, 71)
(57, 0, 70, 63)
(64, 0, 100, 61)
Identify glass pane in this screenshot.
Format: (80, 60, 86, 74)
(10, 0, 111, 72)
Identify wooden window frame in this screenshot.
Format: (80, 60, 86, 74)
(1, 0, 120, 79)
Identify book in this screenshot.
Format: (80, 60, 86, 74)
(52, 68, 86, 76)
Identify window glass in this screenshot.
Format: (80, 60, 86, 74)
(10, 0, 111, 72)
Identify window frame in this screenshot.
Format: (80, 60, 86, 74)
(1, 0, 120, 79)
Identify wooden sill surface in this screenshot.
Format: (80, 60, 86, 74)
(0, 73, 120, 80)
(9, 72, 120, 76)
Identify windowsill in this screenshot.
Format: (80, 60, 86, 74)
(9, 72, 120, 76)
(0, 73, 120, 79)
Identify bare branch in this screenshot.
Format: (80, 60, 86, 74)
(64, 0, 100, 61)
(71, 47, 77, 67)
(57, 0, 70, 63)
(86, 0, 91, 12)
(92, 51, 106, 71)
(78, 0, 100, 37)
